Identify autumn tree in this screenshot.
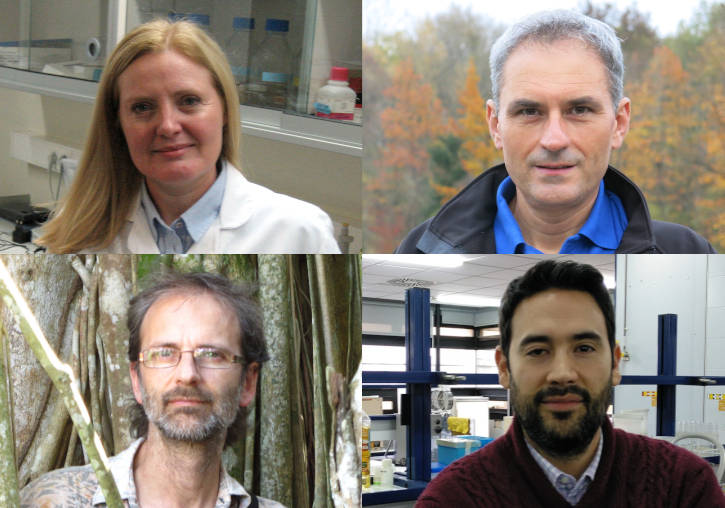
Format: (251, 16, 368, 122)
(428, 134, 466, 206)
(429, 59, 501, 207)
(455, 60, 501, 178)
(614, 1, 725, 250)
(364, 58, 445, 252)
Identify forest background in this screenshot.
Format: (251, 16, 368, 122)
(363, 1, 725, 252)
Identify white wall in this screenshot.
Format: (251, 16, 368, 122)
(613, 254, 725, 436)
(705, 256, 725, 430)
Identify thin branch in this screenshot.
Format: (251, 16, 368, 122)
(0, 321, 20, 508)
(0, 260, 123, 508)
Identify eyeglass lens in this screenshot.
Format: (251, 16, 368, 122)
(142, 347, 235, 368)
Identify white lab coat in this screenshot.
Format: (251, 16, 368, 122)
(101, 162, 341, 253)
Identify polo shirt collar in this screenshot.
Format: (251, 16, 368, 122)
(494, 176, 624, 253)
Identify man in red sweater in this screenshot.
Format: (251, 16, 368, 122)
(416, 259, 725, 507)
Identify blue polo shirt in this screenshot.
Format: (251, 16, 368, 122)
(494, 176, 628, 254)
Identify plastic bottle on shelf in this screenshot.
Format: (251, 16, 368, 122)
(362, 410, 371, 490)
(314, 66, 357, 122)
(226, 17, 255, 101)
(379, 458, 394, 489)
(248, 18, 292, 109)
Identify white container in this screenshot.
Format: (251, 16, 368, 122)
(314, 67, 356, 121)
(613, 409, 649, 435)
(379, 458, 394, 489)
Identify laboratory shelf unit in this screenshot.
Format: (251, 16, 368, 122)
(0, 0, 361, 156)
(362, 287, 502, 505)
(362, 293, 725, 505)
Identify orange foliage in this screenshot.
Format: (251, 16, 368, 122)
(365, 58, 446, 252)
(454, 58, 501, 177)
(614, 44, 725, 249)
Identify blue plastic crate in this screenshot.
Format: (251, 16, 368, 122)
(437, 436, 494, 465)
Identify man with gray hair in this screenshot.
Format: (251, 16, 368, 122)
(21, 272, 284, 508)
(397, 9, 714, 254)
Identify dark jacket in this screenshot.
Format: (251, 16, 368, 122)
(396, 163, 716, 254)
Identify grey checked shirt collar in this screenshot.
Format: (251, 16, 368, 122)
(140, 162, 227, 253)
(525, 431, 604, 506)
(91, 437, 246, 508)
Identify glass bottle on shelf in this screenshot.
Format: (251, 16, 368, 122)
(226, 17, 255, 103)
(247, 18, 292, 110)
(168, 0, 209, 28)
(362, 410, 371, 490)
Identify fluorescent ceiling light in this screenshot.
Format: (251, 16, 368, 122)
(433, 294, 501, 308)
(363, 254, 466, 268)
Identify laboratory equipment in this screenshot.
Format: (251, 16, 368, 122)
(362, 410, 371, 489)
(248, 19, 292, 109)
(226, 17, 255, 100)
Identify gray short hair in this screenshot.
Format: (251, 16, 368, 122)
(489, 9, 624, 112)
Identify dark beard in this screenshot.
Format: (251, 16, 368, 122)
(511, 377, 611, 459)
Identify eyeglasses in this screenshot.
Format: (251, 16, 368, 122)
(138, 346, 244, 369)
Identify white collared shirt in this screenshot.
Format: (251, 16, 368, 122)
(525, 433, 604, 505)
(140, 163, 227, 253)
(91, 438, 284, 508)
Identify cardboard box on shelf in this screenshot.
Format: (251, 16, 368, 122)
(362, 395, 383, 415)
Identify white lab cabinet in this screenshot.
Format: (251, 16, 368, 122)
(0, 0, 362, 153)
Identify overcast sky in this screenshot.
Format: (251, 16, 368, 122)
(364, 0, 717, 40)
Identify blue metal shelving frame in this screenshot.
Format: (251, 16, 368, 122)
(405, 288, 432, 483)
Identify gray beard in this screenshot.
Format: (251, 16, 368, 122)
(140, 382, 242, 443)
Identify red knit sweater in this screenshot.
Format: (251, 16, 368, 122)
(416, 416, 725, 507)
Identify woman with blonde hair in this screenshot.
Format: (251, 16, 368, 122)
(38, 19, 339, 253)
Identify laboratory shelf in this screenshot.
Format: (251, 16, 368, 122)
(363, 370, 500, 386)
(619, 375, 725, 386)
(362, 478, 428, 506)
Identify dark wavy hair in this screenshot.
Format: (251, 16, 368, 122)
(499, 259, 615, 361)
(127, 271, 269, 447)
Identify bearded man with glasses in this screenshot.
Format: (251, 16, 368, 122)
(21, 272, 285, 508)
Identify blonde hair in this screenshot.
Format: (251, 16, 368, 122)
(38, 19, 241, 253)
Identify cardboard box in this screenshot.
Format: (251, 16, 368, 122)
(362, 396, 383, 415)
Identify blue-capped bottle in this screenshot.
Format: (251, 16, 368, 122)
(227, 17, 255, 101)
(248, 18, 292, 109)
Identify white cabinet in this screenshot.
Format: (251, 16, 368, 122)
(0, 0, 361, 155)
